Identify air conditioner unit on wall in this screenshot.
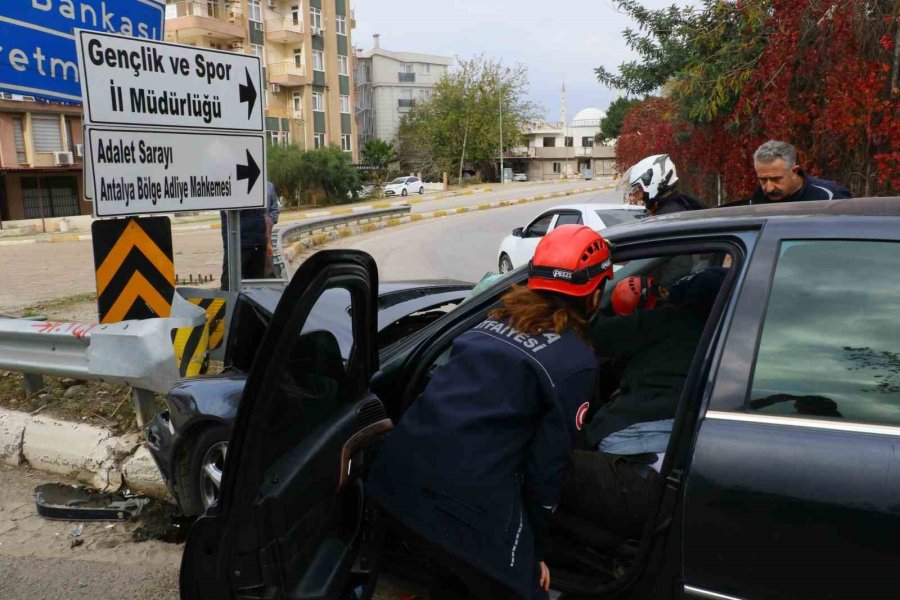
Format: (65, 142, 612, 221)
(311, 27, 323, 36)
(75, 144, 84, 158)
(270, 83, 281, 93)
(54, 151, 74, 166)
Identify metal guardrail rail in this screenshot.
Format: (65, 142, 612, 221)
(270, 205, 411, 279)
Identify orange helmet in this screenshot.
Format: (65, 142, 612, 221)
(611, 275, 658, 316)
(528, 225, 614, 297)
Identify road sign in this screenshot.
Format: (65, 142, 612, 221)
(0, 0, 164, 102)
(86, 127, 265, 216)
(76, 31, 263, 131)
(92, 216, 174, 324)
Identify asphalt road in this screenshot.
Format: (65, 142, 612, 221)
(315, 187, 624, 282)
(0, 179, 615, 316)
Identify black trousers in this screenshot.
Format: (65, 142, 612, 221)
(220, 245, 266, 289)
(559, 450, 661, 540)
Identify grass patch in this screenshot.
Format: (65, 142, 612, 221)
(21, 293, 96, 317)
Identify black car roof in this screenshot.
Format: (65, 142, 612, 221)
(602, 197, 900, 242)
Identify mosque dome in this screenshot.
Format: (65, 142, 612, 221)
(571, 107, 605, 127)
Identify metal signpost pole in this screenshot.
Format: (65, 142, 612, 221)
(499, 86, 504, 184)
(226, 211, 242, 293)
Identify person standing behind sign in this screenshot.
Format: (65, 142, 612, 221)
(220, 181, 279, 289)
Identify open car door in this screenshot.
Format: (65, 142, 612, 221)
(180, 250, 390, 600)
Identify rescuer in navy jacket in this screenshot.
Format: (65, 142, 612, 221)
(367, 225, 615, 599)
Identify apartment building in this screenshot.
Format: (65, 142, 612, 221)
(354, 34, 452, 145)
(0, 98, 88, 224)
(165, 0, 358, 159)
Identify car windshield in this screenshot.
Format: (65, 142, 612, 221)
(596, 209, 646, 227)
(389, 178, 407, 184)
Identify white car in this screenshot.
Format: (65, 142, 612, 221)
(513, 173, 527, 182)
(383, 176, 424, 197)
(496, 203, 646, 272)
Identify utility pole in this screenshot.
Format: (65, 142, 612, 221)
(499, 83, 504, 183)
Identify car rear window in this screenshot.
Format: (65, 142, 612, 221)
(748, 240, 900, 426)
(595, 209, 646, 227)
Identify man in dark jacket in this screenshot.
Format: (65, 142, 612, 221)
(220, 181, 280, 289)
(737, 140, 851, 205)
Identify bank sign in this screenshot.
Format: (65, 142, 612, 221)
(0, 0, 165, 102)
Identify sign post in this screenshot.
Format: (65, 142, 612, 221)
(77, 30, 266, 295)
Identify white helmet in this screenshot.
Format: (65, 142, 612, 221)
(626, 154, 678, 205)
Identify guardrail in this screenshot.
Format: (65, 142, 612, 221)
(270, 205, 411, 279)
(0, 295, 207, 426)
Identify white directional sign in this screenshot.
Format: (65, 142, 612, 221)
(76, 30, 263, 132)
(87, 128, 265, 216)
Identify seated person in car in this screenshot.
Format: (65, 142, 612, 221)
(559, 267, 727, 539)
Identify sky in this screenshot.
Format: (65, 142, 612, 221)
(350, 0, 689, 122)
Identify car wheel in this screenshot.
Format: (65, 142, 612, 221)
(401, 188, 408, 197)
(175, 425, 230, 516)
(499, 253, 514, 273)
(418, 187, 424, 194)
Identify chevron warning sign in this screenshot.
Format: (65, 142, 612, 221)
(92, 217, 175, 324)
(187, 297, 228, 351)
(171, 324, 210, 378)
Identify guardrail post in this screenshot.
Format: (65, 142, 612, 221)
(23, 373, 44, 397)
(132, 388, 157, 428)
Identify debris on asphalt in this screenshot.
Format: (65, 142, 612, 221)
(35, 483, 150, 521)
(71, 523, 84, 537)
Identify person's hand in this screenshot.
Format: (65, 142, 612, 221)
(539, 561, 550, 592)
(266, 242, 274, 258)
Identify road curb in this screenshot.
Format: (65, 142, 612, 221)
(282, 183, 615, 262)
(0, 407, 168, 499)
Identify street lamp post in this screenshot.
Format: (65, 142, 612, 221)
(499, 84, 504, 183)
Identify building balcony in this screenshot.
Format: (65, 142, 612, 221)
(266, 17, 304, 44)
(398, 72, 416, 83)
(165, 1, 245, 42)
(268, 62, 308, 87)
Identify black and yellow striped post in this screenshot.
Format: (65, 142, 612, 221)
(171, 323, 210, 378)
(187, 298, 228, 352)
(92, 217, 175, 324)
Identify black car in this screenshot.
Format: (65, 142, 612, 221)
(146, 280, 473, 515)
(181, 198, 900, 600)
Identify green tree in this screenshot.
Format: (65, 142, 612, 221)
(361, 138, 397, 187)
(396, 55, 538, 183)
(266, 143, 304, 206)
(297, 145, 362, 206)
(599, 97, 641, 142)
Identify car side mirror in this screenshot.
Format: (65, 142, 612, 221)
(512, 227, 524, 237)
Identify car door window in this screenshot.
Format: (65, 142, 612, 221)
(554, 211, 583, 227)
(747, 240, 900, 425)
(525, 213, 554, 237)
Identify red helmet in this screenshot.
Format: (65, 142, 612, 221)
(611, 275, 658, 316)
(528, 225, 614, 297)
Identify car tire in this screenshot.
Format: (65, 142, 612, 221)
(175, 424, 230, 516)
(401, 188, 408, 197)
(499, 253, 514, 274)
(418, 187, 424, 194)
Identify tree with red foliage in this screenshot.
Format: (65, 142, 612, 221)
(603, 1, 899, 202)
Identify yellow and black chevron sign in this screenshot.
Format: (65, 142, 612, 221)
(171, 324, 210, 378)
(92, 217, 174, 324)
(187, 297, 227, 351)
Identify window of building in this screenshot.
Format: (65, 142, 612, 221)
(401, 64, 413, 73)
(248, 0, 261, 22)
(418, 89, 430, 101)
(31, 114, 63, 152)
(543, 137, 556, 148)
(419, 63, 430, 74)
(251, 44, 264, 61)
(12, 116, 27, 163)
(340, 94, 350, 113)
(293, 48, 303, 68)
(312, 91, 324, 111)
(341, 134, 352, 152)
(314, 132, 326, 149)
(22, 176, 79, 218)
(310, 6, 322, 30)
(564, 136, 573, 147)
(269, 130, 290, 145)
(552, 162, 561, 173)
(748, 240, 900, 426)
(338, 55, 349, 76)
(291, 4, 301, 26)
(582, 136, 594, 147)
(336, 15, 346, 35)
(313, 50, 324, 72)
(292, 91, 303, 115)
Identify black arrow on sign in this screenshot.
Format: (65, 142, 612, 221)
(239, 67, 257, 119)
(236, 150, 261, 194)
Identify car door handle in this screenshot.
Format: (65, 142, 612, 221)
(337, 419, 393, 493)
